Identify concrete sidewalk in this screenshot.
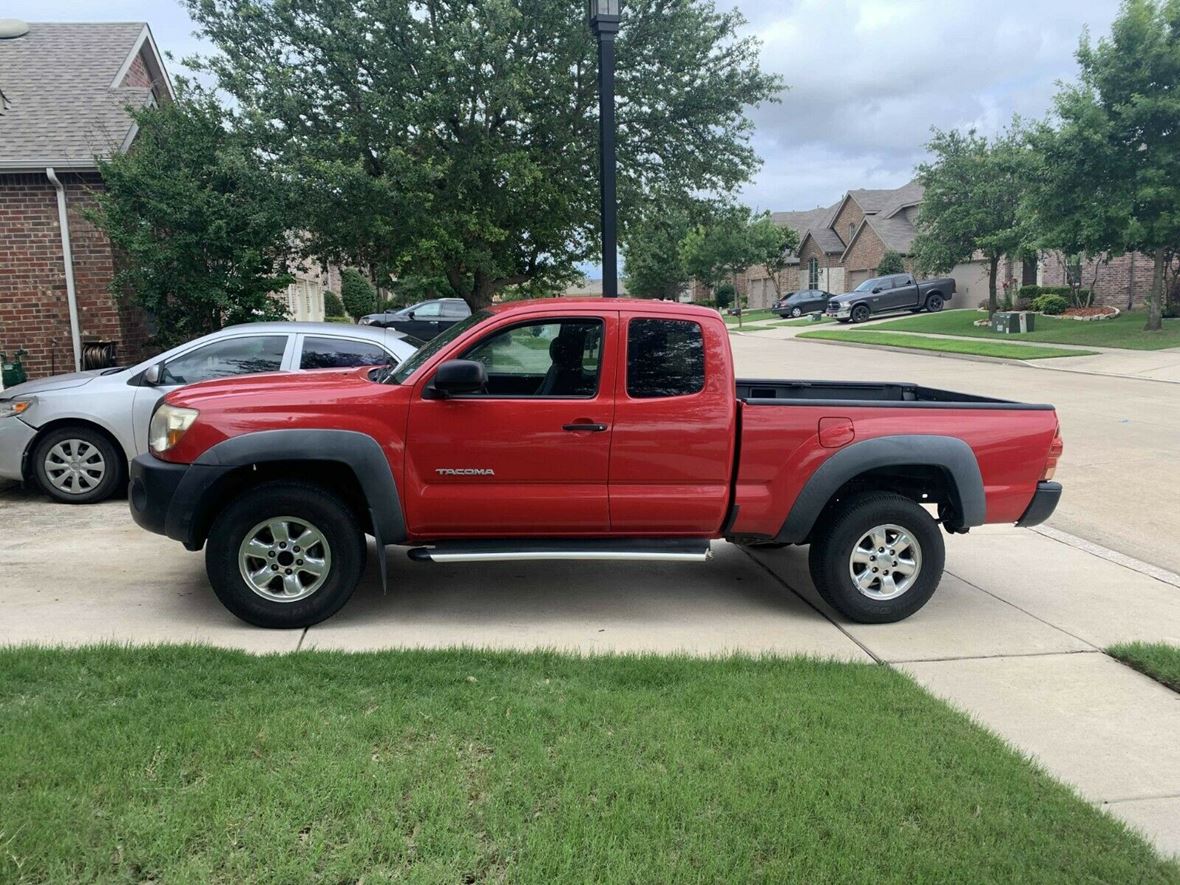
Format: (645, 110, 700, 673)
(2, 487, 1179, 856)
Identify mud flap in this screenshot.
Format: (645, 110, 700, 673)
(370, 507, 388, 594)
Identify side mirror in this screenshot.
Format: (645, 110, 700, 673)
(406, 310, 416, 319)
(872, 288, 882, 294)
(143, 363, 162, 386)
(430, 359, 487, 397)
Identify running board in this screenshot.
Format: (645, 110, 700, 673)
(407, 539, 713, 564)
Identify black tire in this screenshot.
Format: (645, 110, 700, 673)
(925, 293, 945, 313)
(32, 426, 124, 504)
(205, 481, 367, 628)
(791, 307, 803, 318)
(851, 304, 871, 324)
(807, 492, 945, 623)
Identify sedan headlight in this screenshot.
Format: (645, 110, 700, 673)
(149, 404, 199, 454)
(0, 398, 34, 419)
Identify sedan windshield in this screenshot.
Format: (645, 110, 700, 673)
(385, 310, 490, 384)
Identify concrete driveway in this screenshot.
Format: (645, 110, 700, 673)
(3, 330, 1180, 855)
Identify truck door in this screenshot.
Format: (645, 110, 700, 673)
(608, 314, 736, 534)
(404, 314, 616, 535)
(886, 274, 918, 310)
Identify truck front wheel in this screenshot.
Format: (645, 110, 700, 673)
(808, 492, 945, 623)
(205, 481, 367, 628)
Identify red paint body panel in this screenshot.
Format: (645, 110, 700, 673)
(159, 298, 1060, 543)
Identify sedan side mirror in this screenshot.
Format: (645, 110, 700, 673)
(429, 359, 487, 397)
(143, 363, 162, 386)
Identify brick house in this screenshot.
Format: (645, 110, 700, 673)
(0, 21, 172, 379)
(739, 181, 987, 309)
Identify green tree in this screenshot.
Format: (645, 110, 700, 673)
(183, 0, 782, 310)
(912, 128, 1032, 315)
(747, 214, 800, 300)
(680, 205, 766, 302)
(623, 203, 695, 299)
(1028, 0, 1180, 330)
(877, 250, 906, 275)
(340, 268, 378, 320)
(91, 89, 293, 348)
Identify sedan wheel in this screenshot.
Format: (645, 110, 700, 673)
(33, 427, 123, 504)
(791, 307, 802, 318)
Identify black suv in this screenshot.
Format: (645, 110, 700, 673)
(360, 298, 471, 340)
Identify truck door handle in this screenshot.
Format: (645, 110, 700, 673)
(563, 423, 608, 432)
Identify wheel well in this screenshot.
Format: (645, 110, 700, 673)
(190, 460, 373, 549)
(808, 465, 963, 542)
(26, 419, 128, 482)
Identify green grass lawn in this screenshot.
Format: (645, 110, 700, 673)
(1108, 642, 1180, 692)
(870, 309, 1180, 351)
(798, 329, 1097, 360)
(1, 647, 1175, 882)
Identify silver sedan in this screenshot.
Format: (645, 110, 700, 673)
(0, 322, 420, 504)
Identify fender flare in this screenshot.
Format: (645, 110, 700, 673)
(169, 429, 406, 548)
(774, 434, 985, 544)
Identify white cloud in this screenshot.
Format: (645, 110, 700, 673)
(732, 0, 1118, 210)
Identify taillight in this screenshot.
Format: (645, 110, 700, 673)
(1043, 425, 1063, 481)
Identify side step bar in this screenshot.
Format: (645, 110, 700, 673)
(407, 539, 713, 564)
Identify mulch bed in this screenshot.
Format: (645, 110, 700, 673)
(1062, 306, 1119, 320)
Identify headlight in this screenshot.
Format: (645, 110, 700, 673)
(149, 404, 199, 453)
(0, 398, 34, 419)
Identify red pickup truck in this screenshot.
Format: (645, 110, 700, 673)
(129, 299, 1063, 629)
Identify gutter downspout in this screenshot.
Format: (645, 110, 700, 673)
(46, 167, 83, 372)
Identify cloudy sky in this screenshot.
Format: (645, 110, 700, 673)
(9, 0, 1118, 214)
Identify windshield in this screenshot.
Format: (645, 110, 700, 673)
(854, 278, 881, 292)
(383, 309, 491, 384)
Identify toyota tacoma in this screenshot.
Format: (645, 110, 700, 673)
(129, 299, 1063, 628)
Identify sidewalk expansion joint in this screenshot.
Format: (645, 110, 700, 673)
(295, 628, 308, 652)
(1033, 525, 1180, 589)
(738, 548, 884, 665)
(890, 649, 1101, 665)
(1100, 792, 1180, 806)
(944, 568, 1100, 650)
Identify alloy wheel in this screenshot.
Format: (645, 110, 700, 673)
(847, 523, 922, 600)
(238, 516, 333, 603)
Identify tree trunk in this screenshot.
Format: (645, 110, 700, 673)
(1145, 247, 1165, 332)
(987, 255, 1000, 316)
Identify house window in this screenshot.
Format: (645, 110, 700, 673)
(808, 257, 820, 290)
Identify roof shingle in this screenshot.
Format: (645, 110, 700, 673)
(0, 22, 158, 170)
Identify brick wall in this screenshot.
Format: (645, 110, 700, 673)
(0, 172, 150, 379)
(121, 53, 152, 88)
(831, 198, 865, 249)
(1040, 251, 1157, 309)
(843, 225, 886, 275)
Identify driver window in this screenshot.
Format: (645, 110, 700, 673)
(413, 302, 443, 318)
(160, 336, 287, 385)
(461, 319, 603, 397)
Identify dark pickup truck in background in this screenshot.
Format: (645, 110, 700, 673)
(827, 274, 955, 323)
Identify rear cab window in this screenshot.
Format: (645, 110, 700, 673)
(626, 318, 705, 398)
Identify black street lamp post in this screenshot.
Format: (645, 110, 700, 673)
(587, 0, 620, 298)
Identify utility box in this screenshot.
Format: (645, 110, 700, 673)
(991, 311, 1036, 334)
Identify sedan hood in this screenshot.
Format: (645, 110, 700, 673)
(0, 368, 108, 398)
(166, 367, 374, 408)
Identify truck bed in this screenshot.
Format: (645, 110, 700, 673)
(735, 379, 1053, 410)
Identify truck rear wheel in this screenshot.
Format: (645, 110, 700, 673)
(808, 492, 944, 623)
(205, 481, 366, 628)
(925, 294, 945, 312)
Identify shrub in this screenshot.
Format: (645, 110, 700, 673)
(877, 250, 906, 275)
(1032, 294, 1069, 315)
(340, 268, 378, 320)
(1018, 284, 1041, 298)
(714, 282, 736, 309)
(323, 290, 345, 317)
